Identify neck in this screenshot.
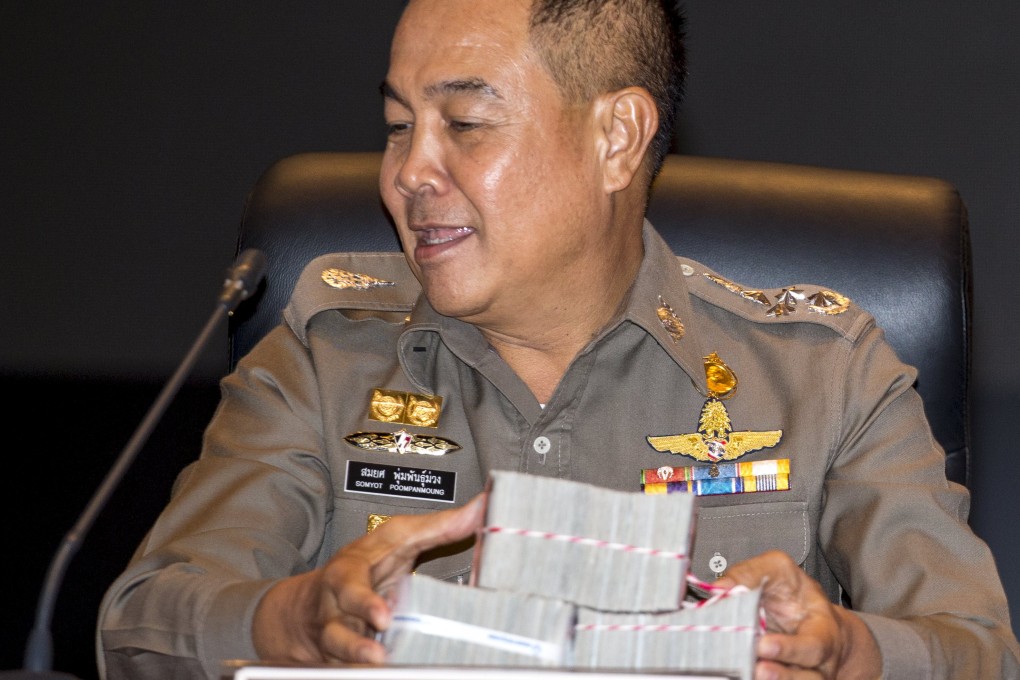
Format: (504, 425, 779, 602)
(481, 229, 644, 404)
(483, 330, 593, 406)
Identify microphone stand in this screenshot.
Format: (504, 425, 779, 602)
(2, 249, 266, 679)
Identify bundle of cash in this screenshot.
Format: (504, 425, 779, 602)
(473, 470, 696, 612)
(572, 584, 762, 680)
(381, 572, 574, 668)
(380, 471, 761, 677)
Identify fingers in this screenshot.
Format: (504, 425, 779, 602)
(754, 659, 824, 680)
(716, 549, 800, 591)
(321, 616, 387, 664)
(716, 551, 817, 635)
(378, 490, 488, 556)
(323, 492, 488, 639)
(334, 491, 486, 590)
(259, 492, 487, 666)
(713, 551, 842, 677)
(757, 615, 837, 670)
(329, 550, 392, 632)
(342, 491, 486, 568)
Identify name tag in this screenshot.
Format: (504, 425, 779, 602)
(345, 460, 456, 503)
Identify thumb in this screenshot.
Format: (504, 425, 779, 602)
(392, 490, 488, 555)
(357, 491, 488, 583)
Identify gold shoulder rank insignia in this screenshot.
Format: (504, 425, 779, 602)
(704, 273, 850, 316)
(807, 290, 850, 315)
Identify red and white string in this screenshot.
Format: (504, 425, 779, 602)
(482, 525, 687, 560)
(484, 525, 767, 634)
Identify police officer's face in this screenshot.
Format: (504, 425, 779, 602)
(380, 0, 615, 332)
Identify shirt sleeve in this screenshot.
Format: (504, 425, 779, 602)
(97, 324, 331, 680)
(818, 322, 1020, 678)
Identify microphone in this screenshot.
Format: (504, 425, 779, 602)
(218, 248, 268, 310)
(1, 249, 268, 680)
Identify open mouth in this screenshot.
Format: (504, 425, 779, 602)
(416, 226, 475, 246)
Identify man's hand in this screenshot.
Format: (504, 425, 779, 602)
(715, 550, 882, 680)
(252, 492, 487, 665)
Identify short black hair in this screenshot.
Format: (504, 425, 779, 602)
(529, 0, 687, 181)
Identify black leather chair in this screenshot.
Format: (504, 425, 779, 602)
(230, 152, 971, 488)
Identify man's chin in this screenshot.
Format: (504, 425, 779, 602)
(421, 286, 490, 324)
(429, 299, 482, 322)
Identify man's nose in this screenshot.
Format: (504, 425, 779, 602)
(394, 129, 446, 198)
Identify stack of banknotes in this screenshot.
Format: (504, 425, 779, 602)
(475, 470, 695, 612)
(381, 470, 762, 678)
(572, 584, 762, 678)
(383, 573, 574, 668)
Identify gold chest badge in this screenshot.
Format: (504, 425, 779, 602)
(346, 388, 460, 456)
(369, 388, 443, 428)
(646, 352, 782, 465)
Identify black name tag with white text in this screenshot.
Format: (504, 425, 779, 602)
(345, 460, 456, 503)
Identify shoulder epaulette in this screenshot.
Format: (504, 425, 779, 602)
(283, 252, 421, 345)
(679, 257, 872, 340)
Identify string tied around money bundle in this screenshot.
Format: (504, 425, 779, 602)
(686, 575, 768, 633)
(482, 525, 688, 560)
(575, 581, 767, 635)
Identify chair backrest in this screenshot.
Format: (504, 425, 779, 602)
(230, 152, 972, 488)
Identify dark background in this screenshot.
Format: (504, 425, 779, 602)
(3, 2, 1018, 678)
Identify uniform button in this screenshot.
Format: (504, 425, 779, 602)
(709, 552, 728, 578)
(533, 436, 551, 454)
(681, 264, 695, 276)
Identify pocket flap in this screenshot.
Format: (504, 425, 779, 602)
(690, 500, 809, 582)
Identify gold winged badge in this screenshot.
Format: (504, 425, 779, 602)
(646, 397, 782, 462)
(646, 352, 782, 463)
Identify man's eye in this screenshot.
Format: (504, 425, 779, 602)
(449, 120, 481, 132)
(386, 122, 411, 136)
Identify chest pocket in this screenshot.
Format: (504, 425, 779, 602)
(690, 500, 809, 582)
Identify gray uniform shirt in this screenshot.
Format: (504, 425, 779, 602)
(98, 223, 1020, 679)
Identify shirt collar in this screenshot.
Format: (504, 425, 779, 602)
(619, 219, 708, 387)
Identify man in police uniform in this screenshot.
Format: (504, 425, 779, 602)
(98, 0, 1020, 678)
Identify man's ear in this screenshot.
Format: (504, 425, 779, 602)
(594, 86, 658, 194)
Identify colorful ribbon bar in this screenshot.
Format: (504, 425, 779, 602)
(641, 458, 791, 496)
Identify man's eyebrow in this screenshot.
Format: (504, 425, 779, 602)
(425, 78, 503, 100)
(380, 80, 408, 107)
(380, 78, 503, 105)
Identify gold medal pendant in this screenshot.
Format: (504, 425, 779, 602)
(702, 351, 736, 399)
(646, 353, 782, 469)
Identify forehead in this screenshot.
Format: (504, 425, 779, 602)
(388, 0, 543, 98)
(397, 0, 531, 45)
